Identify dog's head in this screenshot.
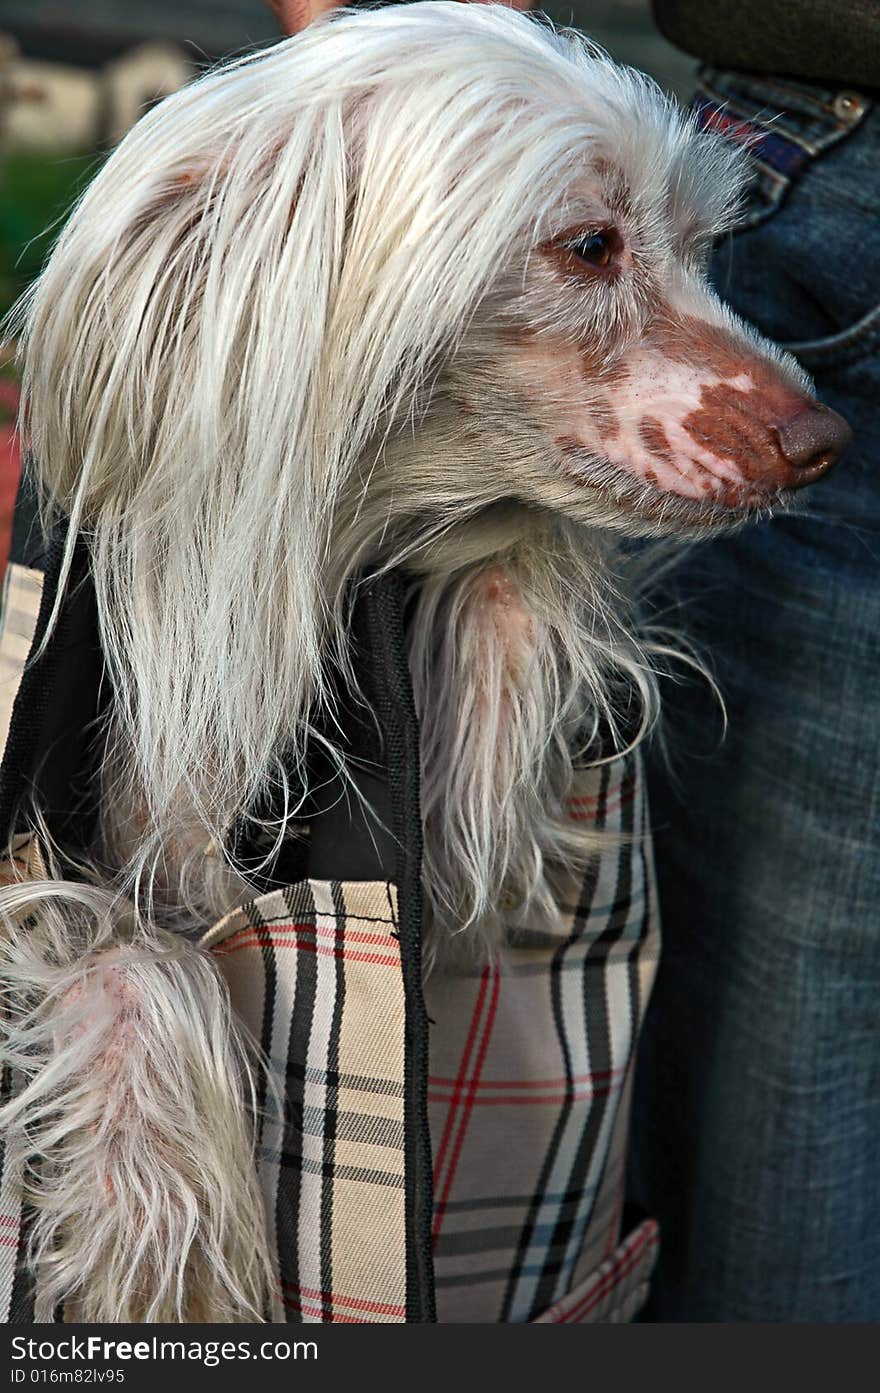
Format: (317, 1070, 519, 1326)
(21, 3, 847, 556)
(372, 13, 849, 542)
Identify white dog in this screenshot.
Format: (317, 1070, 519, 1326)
(0, 3, 846, 1323)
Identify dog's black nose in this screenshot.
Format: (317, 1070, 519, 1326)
(778, 404, 852, 486)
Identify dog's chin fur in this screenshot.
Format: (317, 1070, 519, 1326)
(583, 481, 789, 539)
(0, 3, 814, 1322)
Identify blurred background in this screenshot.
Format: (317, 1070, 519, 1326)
(0, 0, 695, 565)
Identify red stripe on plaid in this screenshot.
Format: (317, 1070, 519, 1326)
(552, 1221, 659, 1324)
(221, 922, 396, 950)
(282, 1296, 366, 1322)
(431, 969, 490, 1192)
(213, 924, 399, 969)
(281, 1280, 406, 1319)
(567, 782, 636, 822)
(566, 773, 635, 809)
(431, 965, 500, 1243)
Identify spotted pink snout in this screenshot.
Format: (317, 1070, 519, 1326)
(668, 372, 851, 506)
(576, 313, 854, 509)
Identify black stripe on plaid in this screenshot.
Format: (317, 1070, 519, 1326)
(530, 761, 637, 1311)
(498, 761, 612, 1321)
(318, 880, 347, 1320)
(284, 1061, 404, 1099)
(278, 882, 319, 1324)
(250, 896, 278, 1321)
(270, 1154, 405, 1188)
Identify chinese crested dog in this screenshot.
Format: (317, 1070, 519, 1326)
(0, 4, 847, 1323)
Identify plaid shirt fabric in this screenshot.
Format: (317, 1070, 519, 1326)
(425, 756, 660, 1323)
(0, 558, 660, 1323)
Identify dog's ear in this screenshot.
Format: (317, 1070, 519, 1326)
(12, 57, 361, 832)
(12, 77, 353, 571)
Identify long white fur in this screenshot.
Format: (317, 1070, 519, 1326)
(410, 517, 658, 959)
(0, 848, 271, 1322)
(0, 3, 781, 1321)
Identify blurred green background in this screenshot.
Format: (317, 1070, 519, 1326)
(0, 1, 694, 326)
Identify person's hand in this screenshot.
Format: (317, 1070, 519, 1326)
(267, 0, 336, 33)
(267, 0, 535, 38)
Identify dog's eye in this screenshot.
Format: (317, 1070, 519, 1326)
(567, 230, 616, 269)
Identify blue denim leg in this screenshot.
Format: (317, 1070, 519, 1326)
(629, 71, 880, 1321)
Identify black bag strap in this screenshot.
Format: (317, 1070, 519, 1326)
(0, 518, 105, 857)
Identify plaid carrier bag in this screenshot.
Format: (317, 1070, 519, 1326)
(0, 522, 660, 1324)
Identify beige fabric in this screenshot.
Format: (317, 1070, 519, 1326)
(0, 564, 42, 759)
(203, 880, 409, 1323)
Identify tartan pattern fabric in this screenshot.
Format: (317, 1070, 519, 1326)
(0, 554, 660, 1324)
(0, 1058, 30, 1323)
(533, 1216, 659, 1324)
(0, 871, 412, 1326)
(425, 752, 660, 1322)
(202, 879, 410, 1324)
(0, 564, 42, 761)
(0, 785, 659, 1325)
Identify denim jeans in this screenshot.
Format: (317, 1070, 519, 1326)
(629, 69, 880, 1321)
